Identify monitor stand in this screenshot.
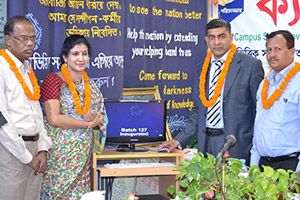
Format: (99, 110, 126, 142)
(116, 144, 148, 152)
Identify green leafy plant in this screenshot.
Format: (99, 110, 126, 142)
(245, 166, 299, 200)
(167, 152, 299, 200)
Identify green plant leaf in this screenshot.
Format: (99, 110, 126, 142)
(228, 160, 243, 175)
(265, 184, 278, 197)
(180, 160, 190, 166)
(245, 184, 254, 193)
(186, 184, 197, 196)
(254, 186, 265, 199)
(198, 184, 211, 194)
(167, 185, 175, 195)
(187, 172, 197, 182)
(254, 175, 265, 186)
(261, 179, 270, 191)
(271, 171, 280, 182)
(248, 165, 261, 179)
(277, 169, 287, 176)
(192, 152, 204, 163)
(278, 181, 288, 192)
(176, 170, 187, 180)
(174, 165, 187, 171)
(201, 168, 215, 182)
(269, 195, 278, 200)
(290, 171, 297, 179)
(180, 179, 189, 188)
(186, 162, 202, 174)
(294, 183, 300, 193)
(263, 166, 275, 178)
(176, 190, 187, 200)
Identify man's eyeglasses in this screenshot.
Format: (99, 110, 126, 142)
(11, 35, 37, 44)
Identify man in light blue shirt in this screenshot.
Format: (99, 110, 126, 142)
(251, 30, 300, 172)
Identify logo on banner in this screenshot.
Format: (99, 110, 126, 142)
(257, 0, 300, 26)
(219, 0, 244, 22)
(25, 13, 42, 50)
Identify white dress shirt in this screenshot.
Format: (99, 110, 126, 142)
(0, 49, 52, 164)
(206, 51, 229, 129)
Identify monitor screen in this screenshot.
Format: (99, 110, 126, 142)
(104, 100, 166, 147)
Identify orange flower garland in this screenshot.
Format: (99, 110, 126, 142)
(261, 62, 300, 109)
(61, 63, 91, 115)
(0, 49, 40, 101)
(199, 43, 236, 107)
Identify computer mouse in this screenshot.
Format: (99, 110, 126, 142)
(158, 147, 169, 153)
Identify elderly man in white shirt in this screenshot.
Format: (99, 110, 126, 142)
(0, 16, 52, 200)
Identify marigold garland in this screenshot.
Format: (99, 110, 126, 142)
(0, 49, 40, 101)
(199, 43, 236, 107)
(61, 63, 91, 115)
(261, 62, 300, 109)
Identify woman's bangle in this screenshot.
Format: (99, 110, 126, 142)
(87, 122, 92, 131)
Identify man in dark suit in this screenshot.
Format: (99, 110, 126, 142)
(159, 19, 264, 165)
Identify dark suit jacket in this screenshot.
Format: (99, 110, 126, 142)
(174, 52, 264, 164)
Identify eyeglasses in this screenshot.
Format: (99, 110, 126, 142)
(11, 35, 37, 44)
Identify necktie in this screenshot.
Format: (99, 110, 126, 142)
(207, 59, 224, 127)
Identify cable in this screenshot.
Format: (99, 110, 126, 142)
(133, 177, 138, 195)
(107, 178, 114, 200)
(133, 160, 141, 195)
(215, 160, 226, 200)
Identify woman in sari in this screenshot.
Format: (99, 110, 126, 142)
(40, 35, 108, 200)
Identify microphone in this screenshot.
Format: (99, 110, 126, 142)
(216, 135, 236, 161)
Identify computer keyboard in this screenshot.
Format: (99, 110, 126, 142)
(104, 162, 175, 168)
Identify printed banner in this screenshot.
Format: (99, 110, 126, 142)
(8, 0, 124, 99)
(8, 0, 207, 137)
(220, 0, 300, 71)
(124, 0, 207, 136)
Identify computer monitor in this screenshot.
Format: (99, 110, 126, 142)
(104, 100, 166, 152)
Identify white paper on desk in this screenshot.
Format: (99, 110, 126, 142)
(80, 191, 105, 200)
(183, 148, 198, 163)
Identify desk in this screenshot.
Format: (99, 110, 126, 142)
(91, 148, 184, 198)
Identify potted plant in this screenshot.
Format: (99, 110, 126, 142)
(167, 152, 299, 200)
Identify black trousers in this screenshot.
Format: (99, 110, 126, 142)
(259, 156, 298, 172)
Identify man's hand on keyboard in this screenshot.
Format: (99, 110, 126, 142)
(158, 139, 180, 152)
